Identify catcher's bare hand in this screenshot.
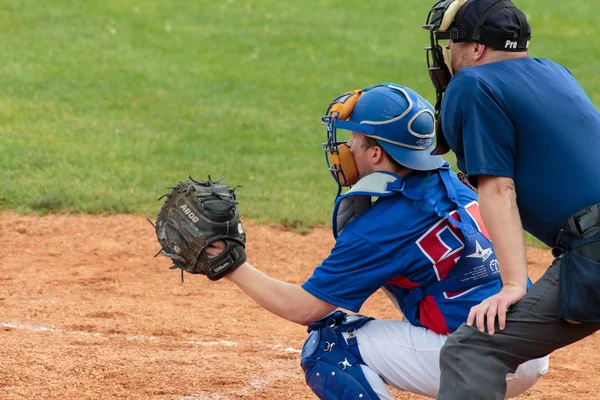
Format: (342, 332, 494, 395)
(466, 284, 526, 335)
(205, 241, 226, 258)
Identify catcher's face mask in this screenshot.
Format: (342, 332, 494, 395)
(423, 0, 531, 155)
(322, 90, 364, 189)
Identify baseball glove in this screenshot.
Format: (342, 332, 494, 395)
(153, 175, 247, 281)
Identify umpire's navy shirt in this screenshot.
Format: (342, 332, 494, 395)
(442, 57, 600, 246)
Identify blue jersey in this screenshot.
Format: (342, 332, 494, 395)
(302, 170, 503, 334)
(441, 58, 600, 246)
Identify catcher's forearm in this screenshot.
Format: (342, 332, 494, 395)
(227, 262, 336, 325)
(477, 176, 528, 291)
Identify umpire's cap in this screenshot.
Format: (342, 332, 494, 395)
(437, 0, 531, 51)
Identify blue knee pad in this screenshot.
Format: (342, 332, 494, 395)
(300, 311, 380, 400)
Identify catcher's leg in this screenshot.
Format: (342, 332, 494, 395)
(354, 319, 447, 398)
(354, 319, 548, 399)
(437, 259, 600, 400)
(300, 312, 392, 400)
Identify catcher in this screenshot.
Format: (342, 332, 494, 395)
(153, 83, 548, 399)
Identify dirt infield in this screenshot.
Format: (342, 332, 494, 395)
(0, 212, 598, 399)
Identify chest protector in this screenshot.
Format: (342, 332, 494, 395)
(332, 164, 501, 315)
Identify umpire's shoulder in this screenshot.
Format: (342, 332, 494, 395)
(446, 68, 493, 103)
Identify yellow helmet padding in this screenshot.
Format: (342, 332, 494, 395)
(328, 90, 363, 121)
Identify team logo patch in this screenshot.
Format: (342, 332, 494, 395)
(466, 240, 493, 262)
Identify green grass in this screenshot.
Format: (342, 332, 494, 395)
(1, 0, 598, 245)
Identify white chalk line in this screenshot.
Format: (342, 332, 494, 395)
(186, 339, 236, 346)
(179, 378, 272, 399)
(3, 320, 302, 399)
(179, 375, 285, 400)
(1, 321, 160, 342)
(1, 321, 302, 352)
(266, 343, 302, 353)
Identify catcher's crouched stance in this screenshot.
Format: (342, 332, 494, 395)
(153, 84, 548, 399)
(154, 177, 246, 281)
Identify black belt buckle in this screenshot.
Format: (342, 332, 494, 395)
(573, 214, 586, 236)
(569, 204, 600, 238)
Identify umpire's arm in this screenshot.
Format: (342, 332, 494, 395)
(467, 175, 529, 334)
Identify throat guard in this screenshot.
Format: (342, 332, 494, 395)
(332, 172, 401, 239)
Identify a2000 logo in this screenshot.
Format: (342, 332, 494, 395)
(180, 204, 199, 223)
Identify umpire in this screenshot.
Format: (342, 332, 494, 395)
(422, 0, 600, 398)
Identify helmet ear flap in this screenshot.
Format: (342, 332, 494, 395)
(327, 90, 363, 121)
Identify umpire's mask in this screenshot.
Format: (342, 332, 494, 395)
(423, 0, 531, 155)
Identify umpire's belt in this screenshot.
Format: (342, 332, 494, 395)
(564, 203, 600, 239)
(556, 202, 600, 260)
(555, 202, 600, 322)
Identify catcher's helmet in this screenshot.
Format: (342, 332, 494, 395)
(323, 83, 444, 177)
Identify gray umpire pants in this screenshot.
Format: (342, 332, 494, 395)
(437, 257, 600, 399)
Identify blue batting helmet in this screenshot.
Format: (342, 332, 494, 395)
(324, 83, 445, 172)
